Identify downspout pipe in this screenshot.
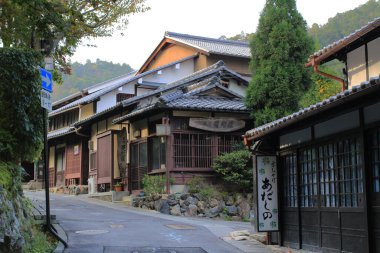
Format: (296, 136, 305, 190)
(74, 126, 90, 138)
(310, 58, 346, 92)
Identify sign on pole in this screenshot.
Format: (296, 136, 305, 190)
(40, 67, 53, 92)
(257, 155, 279, 232)
(41, 89, 52, 111)
(40, 67, 52, 111)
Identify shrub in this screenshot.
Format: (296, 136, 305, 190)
(212, 148, 253, 190)
(186, 176, 207, 194)
(142, 175, 166, 195)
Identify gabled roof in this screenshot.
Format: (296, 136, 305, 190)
(120, 61, 248, 109)
(244, 74, 380, 141)
(49, 54, 198, 117)
(306, 17, 380, 66)
(113, 68, 248, 124)
(165, 32, 250, 58)
(138, 31, 250, 74)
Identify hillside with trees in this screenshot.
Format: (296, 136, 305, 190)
(53, 59, 134, 101)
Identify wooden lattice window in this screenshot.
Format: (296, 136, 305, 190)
(319, 136, 363, 207)
(299, 148, 317, 207)
(282, 153, 297, 207)
(116, 93, 135, 102)
(217, 135, 241, 154)
(369, 129, 380, 193)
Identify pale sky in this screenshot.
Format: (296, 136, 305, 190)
(71, 0, 369, 70)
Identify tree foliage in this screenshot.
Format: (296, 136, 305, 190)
(245, 0, 313, 126)
(299, 66, 341, 108)
(0, 0, 148, 74)
(0, 48, 44, 162)
(219, 31, 254, 42)
(53, 59, 134, 101)
(309, 0, 380, 48)
(212, 147, 252, 189)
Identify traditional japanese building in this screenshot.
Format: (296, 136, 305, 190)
(47, 32, 251, 190)
(244, 18, 380, 253)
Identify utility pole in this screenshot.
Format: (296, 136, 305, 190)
(40, 41, 67, 248)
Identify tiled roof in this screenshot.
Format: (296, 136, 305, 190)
(244, 74, 380, 140)
(49, 54, 198, 116)
(165, 31, 250, 58)
(113, 68, 249, 124)
(73, 103, 123, 127)
(47, 126, 75, 140)
(307, 17, 380, 65)
(166, 96, 246, 111)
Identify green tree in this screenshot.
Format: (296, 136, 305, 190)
(0, 48, 44, 162)
(245, 0, 313, 126)
(212, 147, 252, 190)
(0, 0, 148, 74)
(300, 65, 341, 108)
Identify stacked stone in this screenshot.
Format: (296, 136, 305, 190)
(132, 193, 253, 220)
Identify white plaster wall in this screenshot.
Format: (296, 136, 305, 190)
(368, 37, 380, 79)
(347, 45, 366, 88)
(96, 82, 135, 113)
(143, 59, 194, 84)
(229, 79, 247, 97)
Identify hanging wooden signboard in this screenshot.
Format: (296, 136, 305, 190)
(189, 118, 245, 132)
(257, 155, 279, 232)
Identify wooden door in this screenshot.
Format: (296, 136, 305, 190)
(97, 133, 112, 187)
(55, 148, 65, 186)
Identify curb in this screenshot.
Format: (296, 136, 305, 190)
(52, 223, 68, 253)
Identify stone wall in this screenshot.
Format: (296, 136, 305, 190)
(0, 186, 26, 253)
(132, 193, 253, 220)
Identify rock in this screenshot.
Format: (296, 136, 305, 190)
(75, 186, 81, 195)
(148, 201, 155, 209)
(197, 201, 206, 213)
(192, 193, 201, 201)
(225, 205, 238, 216)
(170, 204, 181, 216)
(184, 196, 198, 206)
(152, 193, 162, 201)
(209, 198, 219, 208)
(179, 199, 185, 207)
(154, 199, 165, 211)
(160, 200, 170, 214)
(225, 196, 234, 206)
(180, 193, 190, 200)
(185, 204, 198, 216)
(180, 207, 186, 213)
(168, 194, 176, 200)
(206, 206, 221, 218)
(167, 199, 179, 206)
(235, 194, 244, 205)
(238, 201, 251, 219)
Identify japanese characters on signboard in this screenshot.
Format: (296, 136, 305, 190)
(257, 156, 279, 232)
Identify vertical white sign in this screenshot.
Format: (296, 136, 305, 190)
(257, 156, 279, 232)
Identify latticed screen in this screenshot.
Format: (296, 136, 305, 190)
(173, 133, 241, 169)
(299, 148, 317, 207)
(282, 153, 297, 207)
(369, 129, 380, 193)
(281, 135, 363, 208)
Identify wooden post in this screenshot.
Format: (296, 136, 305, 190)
(252, 153, 258, 233)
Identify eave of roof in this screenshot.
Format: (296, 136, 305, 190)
(306, 17, 380, 67)
(244, 74, 380, 141)
(47, 126, 75, 140)
(49, 55, 198, 116)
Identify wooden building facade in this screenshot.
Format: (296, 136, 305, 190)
(244, 18, 380, 253)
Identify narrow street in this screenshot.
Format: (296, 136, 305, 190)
(25, 191, 268, 253)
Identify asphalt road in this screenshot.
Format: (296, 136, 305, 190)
(25, 191, 254, 253)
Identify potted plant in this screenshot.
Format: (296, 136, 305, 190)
(114, 182, 123, 192)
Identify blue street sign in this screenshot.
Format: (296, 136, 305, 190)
(40, 67, 53, 93)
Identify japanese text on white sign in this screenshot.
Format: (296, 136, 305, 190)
(257, 156, 279, 232)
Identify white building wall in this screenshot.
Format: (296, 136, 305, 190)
(347, 45, 366, 88)
(229, 79, 246, 97)
(368, 37, 380, 79)
(143, 59, 194, 84)
(96, 82, 135, 113)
